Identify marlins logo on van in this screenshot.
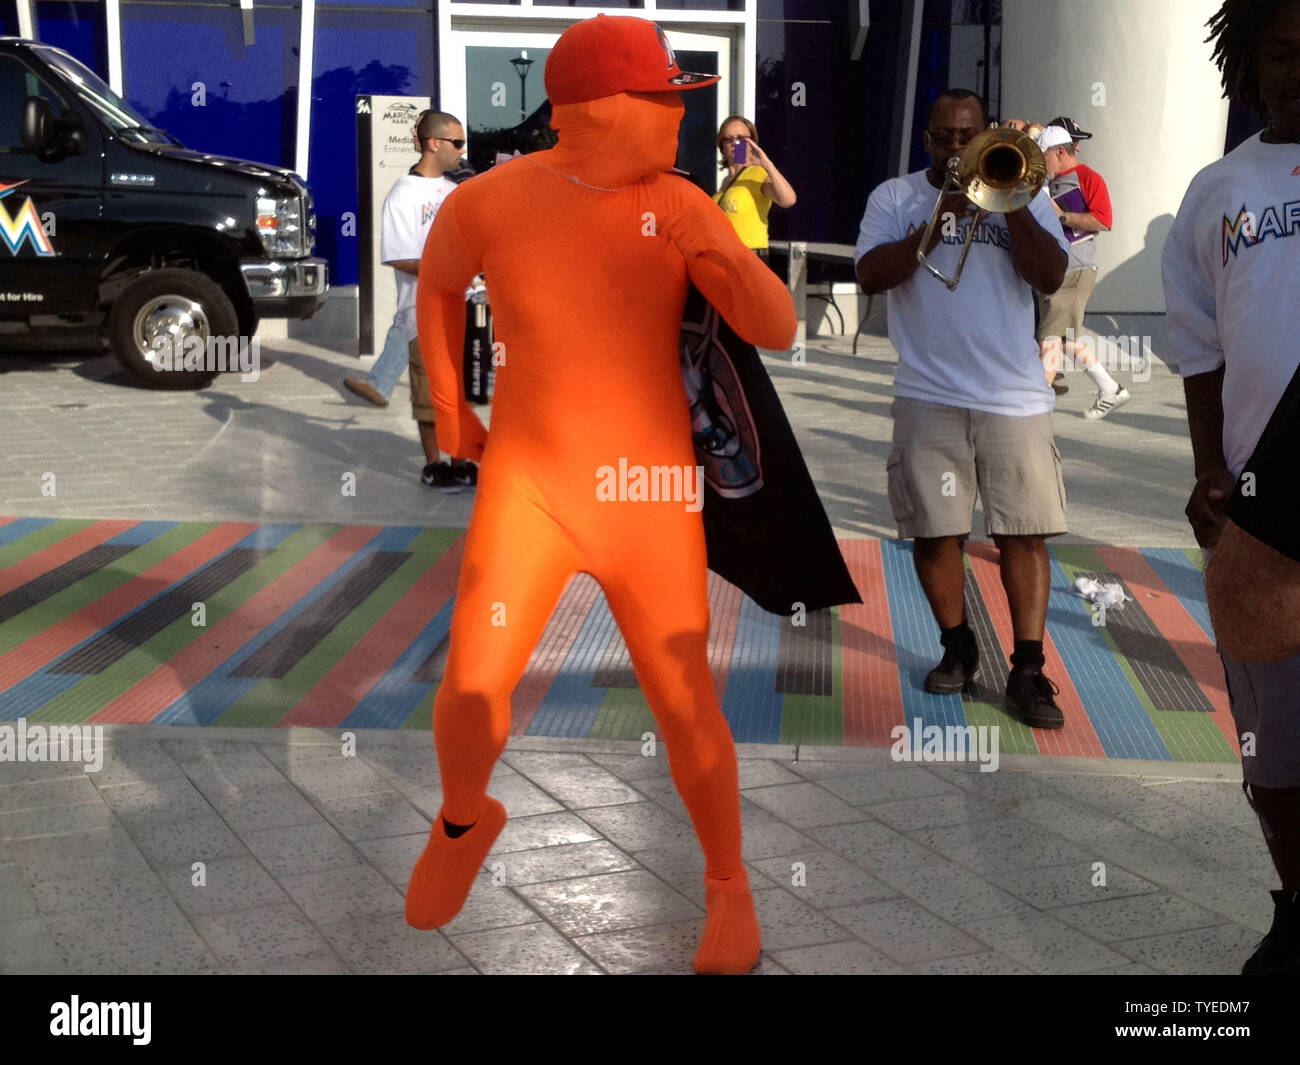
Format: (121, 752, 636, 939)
(0, 180, 55, 256)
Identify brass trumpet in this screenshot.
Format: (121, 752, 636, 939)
(916, 123, 1047, 290)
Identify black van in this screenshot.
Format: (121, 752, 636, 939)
(0, 37, 327, 388)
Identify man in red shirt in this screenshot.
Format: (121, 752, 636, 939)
(1035, 119, 1130, 419)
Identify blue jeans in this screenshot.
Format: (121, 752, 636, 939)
(364, 317, 413, 400)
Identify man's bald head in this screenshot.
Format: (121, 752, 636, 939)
(925, 89, 989, 130)
(417, 110, 461, 141)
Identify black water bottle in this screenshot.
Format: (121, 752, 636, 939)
(462, 279, 492, 405)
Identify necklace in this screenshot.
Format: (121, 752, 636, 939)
(520, 154, 631, 192)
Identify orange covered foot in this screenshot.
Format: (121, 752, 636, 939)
(692, 873, 761, 975)
(404, 797, 507, 930)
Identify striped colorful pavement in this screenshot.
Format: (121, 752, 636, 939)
(0, 517, 1235, 764)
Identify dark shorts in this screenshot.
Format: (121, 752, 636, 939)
(1220, 650, 1300, 788)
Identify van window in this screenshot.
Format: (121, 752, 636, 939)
(37, 45, 160, 140)
(0, 55, 75, 152)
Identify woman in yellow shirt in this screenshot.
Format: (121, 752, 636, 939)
(713, 116, 797, 256)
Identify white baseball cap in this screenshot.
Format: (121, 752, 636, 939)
(1036, 124, 1073, 151)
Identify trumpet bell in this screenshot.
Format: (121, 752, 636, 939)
(916, 122, 1048, 290)
(956, 126, 1047, 214)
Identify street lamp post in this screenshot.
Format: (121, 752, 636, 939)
(510, 52, 534, 123)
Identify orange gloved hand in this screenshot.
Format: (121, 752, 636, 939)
(659, 193, 796, 353)
(658, 198, 729, 263)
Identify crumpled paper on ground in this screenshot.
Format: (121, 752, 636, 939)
(1072, 576, 1132, 610)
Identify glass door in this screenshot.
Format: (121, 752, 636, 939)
(442, 25, 733, 185)
(663, 30, 731, 195)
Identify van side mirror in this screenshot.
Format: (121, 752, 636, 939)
(21, 96, 86, 161)
(20, 95, 51, 151)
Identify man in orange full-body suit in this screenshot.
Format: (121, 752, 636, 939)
(405, 14, 797, 975)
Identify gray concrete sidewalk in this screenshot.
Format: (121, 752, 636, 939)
(1, 310, 1193, 546)
(0, 727, 1269, 975)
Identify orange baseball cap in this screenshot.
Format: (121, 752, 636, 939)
(544, 15, 720, 105)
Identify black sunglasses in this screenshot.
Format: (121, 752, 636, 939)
(424, 135, 466, 150)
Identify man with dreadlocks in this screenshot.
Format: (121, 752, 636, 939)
(1162, 0, 1300, 975)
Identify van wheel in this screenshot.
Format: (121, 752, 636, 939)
(108, 268, 240, 390)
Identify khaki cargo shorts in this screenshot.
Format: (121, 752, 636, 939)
(886, 396, 1068, 539)
(407, 339, 435, 423)
(1037, 267, 1096, 341)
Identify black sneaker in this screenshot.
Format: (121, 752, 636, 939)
(449, 460, 478, 489)
(421, 461, 457, 490)
(1005, 668, 1064, 729)
(924, 646, 980, 694)
(1051, 372, 1069, 396)
(1243, 890, 1300, 974)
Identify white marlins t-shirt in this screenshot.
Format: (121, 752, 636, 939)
(381, 172, 458, 336)
(1162, 133, 1300, 478)
(855, 170, 1069, 416)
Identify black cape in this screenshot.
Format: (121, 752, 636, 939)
(1227, 357, 1300, 561)
(680, 285, 862, 615)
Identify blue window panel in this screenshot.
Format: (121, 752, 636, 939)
(673, 48, 718, 191)
(36, 1, 107, 75)
(308, 9, 434, 287)
(908, 10, 954, 173)
(756, 0, 842, 16)
(121, 2, 300, 171)
(1, 1, 20, 36)
(757, 17, 879, 245)
(659, 1, 746, 10)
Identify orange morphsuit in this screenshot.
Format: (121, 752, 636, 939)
(409, 91, 796, 973)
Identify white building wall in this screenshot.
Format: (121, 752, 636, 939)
(1002, 0, 1230, 312)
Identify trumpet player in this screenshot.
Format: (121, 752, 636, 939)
(855, 89, 1071, 729)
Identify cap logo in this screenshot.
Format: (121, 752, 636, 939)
(654, 25, 676, 69)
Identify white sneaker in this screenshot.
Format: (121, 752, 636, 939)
(1084, 387, 1131, 420)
